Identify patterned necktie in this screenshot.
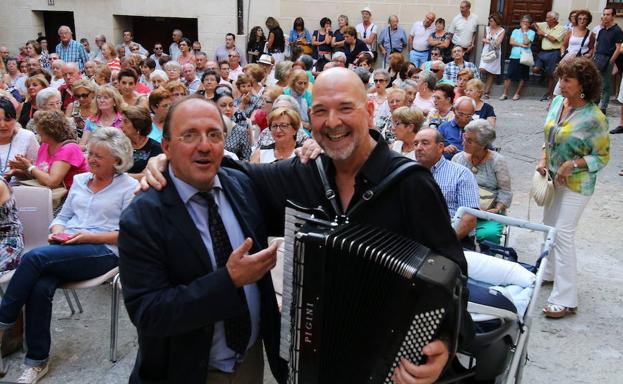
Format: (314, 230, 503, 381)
(199, 191, 251, 354)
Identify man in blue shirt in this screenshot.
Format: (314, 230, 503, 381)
(438, 96, 476, 159)
(377, 15, 408, 66)
(119, 97, 286, 383)
(55, 26, 88, 72)
(414, 127, 479, 249)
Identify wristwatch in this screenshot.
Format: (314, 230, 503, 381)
(572, 160, 579, 169)
(27, 165, 36, 175)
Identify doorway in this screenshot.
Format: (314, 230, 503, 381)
(41, 11, 75, 49)
(116, 15, 198, 55)
(489, 0, 553, 26)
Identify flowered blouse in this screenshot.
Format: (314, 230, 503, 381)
(544, 96, 609, 196)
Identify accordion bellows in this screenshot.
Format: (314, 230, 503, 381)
(280, 205, 461, 383)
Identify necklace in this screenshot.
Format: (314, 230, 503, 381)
(0, 140, 13, 176)
(470, 151, 488, 174)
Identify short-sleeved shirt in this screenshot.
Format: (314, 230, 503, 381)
(536, 22, 566, 50)
(596, 24, 623, 57)
(448, 13, 478, 48)
(438, 119, 464, 158)
(36, 142, 88, 189)
(430, 156, 480, 218)
(55, 39, 89, 71)
(333, 29, 345, 52)
(509, 29, 536, 59)
(356, 22, 378, 52)
(344, 39, 369, 65)
(128, 138, 163, 174)
(410, 21, 436, 51)
(444, 60, 480, 83)
(474, 103, 496, 121)
(378, 26, 408, 60)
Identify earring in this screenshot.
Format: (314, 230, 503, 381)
(580, 91, 585, 99)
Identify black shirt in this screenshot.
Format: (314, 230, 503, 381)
(333, 29, 345, 52)
(227, 130, 473, 348)
(18, 102, 36, 128)
(344, 39, 369, 65)
(596, 23, 623, 57)
(129, 138, 163, 174)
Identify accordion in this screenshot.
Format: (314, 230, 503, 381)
(279, 204, 463, 384)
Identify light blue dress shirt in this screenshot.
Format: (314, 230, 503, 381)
(50, 172, 138, 256)
(168, 165, 261, 372)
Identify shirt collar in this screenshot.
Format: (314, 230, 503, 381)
(168, 164, 222, 204)
(430, 156, 447, 174)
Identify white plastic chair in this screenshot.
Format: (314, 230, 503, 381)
(12, 186, 53, 252)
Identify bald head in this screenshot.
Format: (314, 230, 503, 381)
(313, 68, 368, 104)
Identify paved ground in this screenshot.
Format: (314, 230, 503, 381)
(1, 92, 622, 383)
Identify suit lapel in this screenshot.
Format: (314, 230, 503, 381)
(162, 171, 214, 273)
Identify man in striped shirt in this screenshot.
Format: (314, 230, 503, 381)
(415, 128, 479, 249)
(55, 25, 88, 72)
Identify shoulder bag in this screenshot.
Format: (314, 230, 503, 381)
(530, 126, 556, 207)
(520, 48, 534, 66)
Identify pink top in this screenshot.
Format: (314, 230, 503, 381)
(35, 142, 88, 189)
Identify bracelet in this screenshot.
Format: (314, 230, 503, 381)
(27, 165, 36, 175)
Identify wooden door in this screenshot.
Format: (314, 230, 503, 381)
(490, 0, 553, 26)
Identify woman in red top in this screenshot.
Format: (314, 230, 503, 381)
(102, 42, 121, 72)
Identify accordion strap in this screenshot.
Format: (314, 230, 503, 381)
(315, 157, 418, 219)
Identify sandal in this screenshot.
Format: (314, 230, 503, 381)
(499, 94, 508, 100)
(483, 93, 490, 99)
(512, 94, 520, 101)
(543, 303, 577, 318)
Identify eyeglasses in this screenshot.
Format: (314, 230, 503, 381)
(270, 123, 291, 131)
(45, 100, 62, 108)
(455, 111, 474, 118)
(430, 68, 440, 73)
(374, 78, 387, 83)
(393, 121, 406, 127)
(175, 129, 224, 144)
(75, 92, 91, 99)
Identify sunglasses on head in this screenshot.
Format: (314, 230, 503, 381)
(215, 86, 233, 98)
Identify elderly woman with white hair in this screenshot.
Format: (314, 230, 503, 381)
(149, 69, 168, 90)
(414, 70, 436, 115)
(452, 119, 512, 244)
(0, 127, 137, 383)
(274, 60, 293, 88)
(26, 87, 77, 133)
(162, 61, 182, 83)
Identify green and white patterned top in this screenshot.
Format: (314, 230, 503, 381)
(544, 96, 610, 196)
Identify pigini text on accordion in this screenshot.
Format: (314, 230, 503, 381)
(279, 204, 464, 384)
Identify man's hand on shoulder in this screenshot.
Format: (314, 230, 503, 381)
(391, 339, 449, 384)
(138, 154, 169, 192)
(227, 238, 278, 287)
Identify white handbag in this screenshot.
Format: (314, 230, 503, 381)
(530, 169, 554, 207)
(520, 49, 534, 67)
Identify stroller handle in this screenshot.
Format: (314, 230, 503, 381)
(453, 207, 557, 254)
